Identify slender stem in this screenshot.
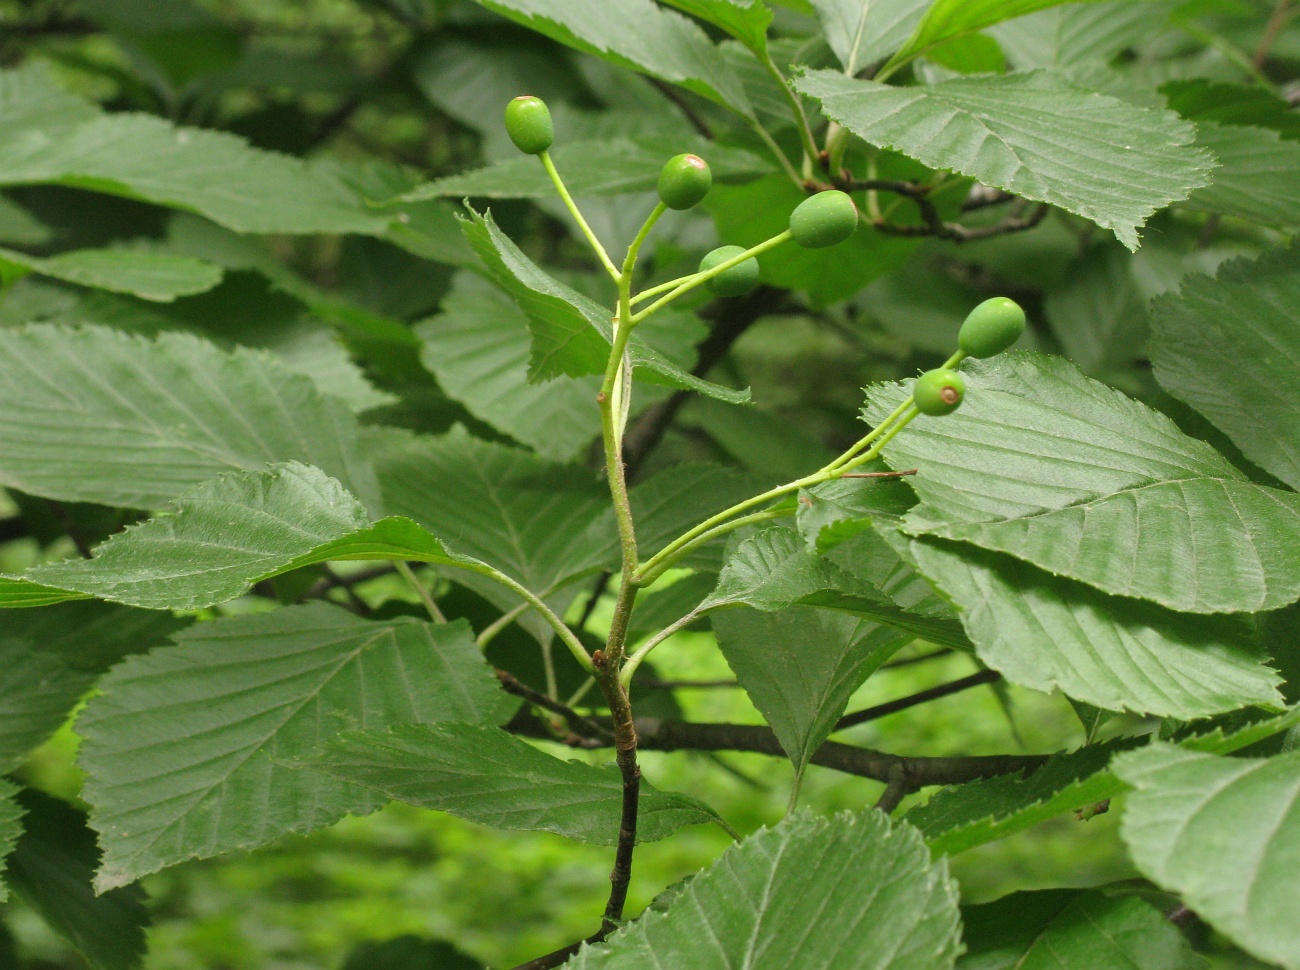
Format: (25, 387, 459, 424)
(786, 768, 805, 816)
(631, 230, 792, 324)
(458, 561, 594, 674)
(497, 669, 615, 743)
(475, 600, 531, 649)
(620, 608, 703, 687)
(540, 639, 559, 701)
(566, 676, 596, 708)
(835, 406, 918, 474)
(874, 769, 910, 815)
(634, 506, 794, 589)
(749, 116, 804, 186)
(760, 48, 821, 173)
(395, 561, 446, 623)
(825, 397, 914, 472)
(624, 202, 668, 278)
(630, 273, 696, 308)
(539, 151, 620, 281)
(1256, 0, 1295, 66)
(835, 670, 1002, 732)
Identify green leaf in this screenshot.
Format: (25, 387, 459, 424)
(796, 475, 918, 552)
(1115, 745, 1300, 970)
(0, 324, 382, 512)
(1151, 246, 1300, 492)
(990, 2, 1176, 70)
(865, 353, 1300, 614)
(460, 207, 749, 402)
(959, 889, 1204, 970)
(567, 809, 961, 969)
(712, 605, 906, 777)
(658, 0, 773, 55)
(0, 65, 392, 236)
(908, 741, 1130, 856)
(0, 246, 223, 302)
(293, 722, 718, 844)
(401, 137, 766, 201)
(1187, 122, 1300, 228)
(415, 276, 603, 461)
(0, 602, 185, 771)
(908, 538, 1283, 718)
(810, 0, 931, 75)
(884, 0, 1161, 72)
(79, 605, 510, 890)
(795, 70, 1213, 250)
(470, 0, 750, 113)
(5, 790, 148, 970)
(703, 526, 970, 647)
(1162, 80, 1300, 140)
(0, 779, 22, 903)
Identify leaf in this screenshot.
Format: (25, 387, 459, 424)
(0, 246, 223, 302)
(1187, 122, 1300, 228)
(0, 324, 382, 512)
(0, 779, 22, 903)
(703, 526, 970, 647)
(908, 538, 1283, 718)
(959, 890, 1204, 970)
(567, 809, 961, 969)
(796, 474, 918, 552)
(795, 70, 1214, 250)
(470, 0, 750, 113)
(0, 64, 392, 236)
(658, 0, 773, 55)
(79, 605, 510, 890)
(415, 275, 603, 461)
(864, 353, 1300, 614)
(908, 741, 1131, 856)
(1151, 246, 1300, 492)
(1162, 80, 1300, 140)
(884, 0, 1162, 72)
(1114, 745, 1300, 970)
(712, 605, 906, 777)
(810, 0, 931, 75)
(400, 137, 766, 201)
(293, 722, 718, 844)
(990, 2, 1176, 71)
(460, 207, 749, 402)
(5, 790, 148, 970)
(0, 602, 185, 771)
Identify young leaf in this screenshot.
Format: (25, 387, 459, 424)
(4, 790, 148, 970)
(658, 0, 773, 56)
(1150, 246, 1300, 492)
(415, 276, 604, 461)
(712, 605, 908, 778)
(810, 0, 930, 75)
(0, 325, 381, 512)
(908, 538, 1283, 719)
(865, 353, 1300, 614)
(460, 207, 749, 403)
(1115, 745, 1300, 970)
(293, 722, 718, 844)
(567, 809, 961, 969)
(471, 0, 751, 113)
(0, 64, 392, 236)
(79, 606, 511, 891)
(795, 70, 1213, 251)
(0, 246, 223, 302)
(0, 602, 186, 771)
(0, 779, 22, 903)
(883, 0, 1161, 72)
(908, 741, 1131, 856)
(959, 890, 1204, 970)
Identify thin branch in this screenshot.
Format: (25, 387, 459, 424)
(874, 768, 910, 815)
(1255, 0, 1296, 67)
(640, 678, 742, 690)
(509, 940, 586, 970)
(835, 669, 1002, 732)
(395, 561, 446, 623)
(497, 670, 615, 743)
(646, 77, 713, 138)
(842, 179, 1051, 243)
(881, 648, 954, 670)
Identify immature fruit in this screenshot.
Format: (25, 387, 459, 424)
(658, 154, 712, 210)
(700, 245, 760, 297)
(789, 190, 858, 248)
(958, 297, 1026, 359)
(504, 96, 553, 155)
(913, 368, 966, 416)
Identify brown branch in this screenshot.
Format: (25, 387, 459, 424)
(842, 180, 1050, 243)
(1255, 0, 1296, 67)
(874, 768, 910, 815)
(497, 669, 615, 743)
(835, 669, 1001, 732)
(647, 77, 714, 139)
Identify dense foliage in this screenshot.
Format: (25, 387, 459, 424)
(1, 1, 1299, 968)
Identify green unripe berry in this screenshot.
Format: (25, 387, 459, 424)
(913, 368, 966, 417)
(958, 297, 1026, 359)
(789, 190, 858, 248)
(504, 96, 553, 155)
(699, 245, 760, 297)
(658, 154, 712, 210)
